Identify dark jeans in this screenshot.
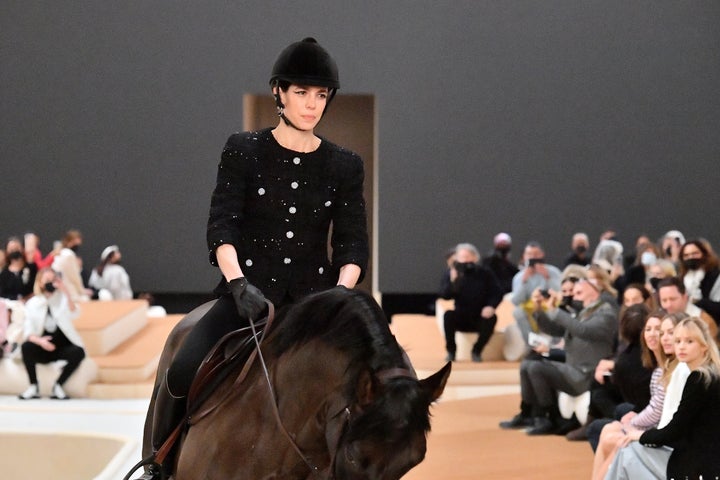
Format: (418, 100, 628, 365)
(21, 328, 85, 385)
(443, 310, 496, 355)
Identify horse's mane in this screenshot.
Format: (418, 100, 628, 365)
(268, 287, 404, 372)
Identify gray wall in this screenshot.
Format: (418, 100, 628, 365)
(3, 1, 720, 296)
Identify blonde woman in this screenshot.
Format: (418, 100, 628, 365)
(607, 316, 720, 479)
(590, 311, 683, 480)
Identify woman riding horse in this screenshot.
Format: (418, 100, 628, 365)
(145, 37, 369, 479)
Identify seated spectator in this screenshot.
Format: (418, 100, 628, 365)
(592, 237, 625, 289)
(590, 311, 684, 479)
(89, 245, 133, 300)
(678, 238, 720, 328)
(645, 258, 677, 302)
(563, 232, 591, 268)
(23, 232, 57, 270)
(617, 241, 661, 297)
(660, 229, 685, 267)
(607, 317, 720, 480)
(566, 304, 653, 442)
(440, 243, 503, 362)
(586, 264, 620, 314)
(499, 271, 617, 435)
(481, 232, 518, 295)
(657, 276, 718, 341)
(509, 241, 562, 350)
(619, 283, 655, 320)
(18, 268, 86, 400)
(0, 236, 37, 301)
(52, 229, 91, 302)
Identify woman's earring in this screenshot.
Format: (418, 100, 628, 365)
(276, 106, 284, 117)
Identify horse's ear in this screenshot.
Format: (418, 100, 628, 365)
(419, 362, 452, 403)
(355, 368, 376, 407)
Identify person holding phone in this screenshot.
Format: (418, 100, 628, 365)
(509, 241, 563, 350)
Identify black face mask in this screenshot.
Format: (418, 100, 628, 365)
(496, 246, 510, 257)
(70, 245, 80, 253)
(7, 251, 23, 262)
(649, 277, 661, 291)
(44, 282, 56, 293)
(574, 245, 587, 254)
(683, 258, 702, 271)
(560, 295, 574, 306)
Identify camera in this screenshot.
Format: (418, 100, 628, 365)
(527, 258, 544, 267)
(539, 289, 550, 299)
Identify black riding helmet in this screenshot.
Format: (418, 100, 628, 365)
(270, 37, 339, 127)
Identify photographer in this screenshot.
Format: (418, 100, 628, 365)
(509, 242, 563, 350)
(440, 243, 503, 362)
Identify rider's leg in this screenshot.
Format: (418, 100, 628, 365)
(149, 295, 242, 477)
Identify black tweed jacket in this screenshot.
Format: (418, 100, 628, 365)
(207, 128, 369, 305)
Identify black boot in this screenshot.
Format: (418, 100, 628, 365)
(148, 370, 187, 479)
(526, 405, 556, 435)
(499, 401, 534, 429)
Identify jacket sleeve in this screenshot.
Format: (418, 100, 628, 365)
(550, 303, 617, 342)
(207, 134, 248, 266)
(639, 371, 704, 449)
(535, 310, 567, 337)
(329, 152, 369, 281)
(484, 269, 504, 308)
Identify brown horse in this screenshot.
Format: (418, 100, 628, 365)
(138, 287, 451, 480)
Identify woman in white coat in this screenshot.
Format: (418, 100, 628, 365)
(18, 268, 85, 400)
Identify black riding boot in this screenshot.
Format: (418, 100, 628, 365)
(149, 370, 187, 479)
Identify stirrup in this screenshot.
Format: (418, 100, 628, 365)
(122, 456, 163, 480)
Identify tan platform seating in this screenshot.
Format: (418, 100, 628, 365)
(390, 312, 519, 386)
(0, 356, 98, 397)
(75, 300, 149, 356)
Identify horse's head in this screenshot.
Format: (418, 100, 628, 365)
(330, 362, 451, 480)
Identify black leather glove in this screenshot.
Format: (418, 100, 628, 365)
(228, 277, 267, 320)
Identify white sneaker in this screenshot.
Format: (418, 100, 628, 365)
(19, 384, 40, 400)
(51, 383, 69, 400)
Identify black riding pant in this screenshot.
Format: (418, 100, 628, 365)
(167, 295, 248, 397)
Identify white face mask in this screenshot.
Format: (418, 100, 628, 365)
(641, 251, 657, 267)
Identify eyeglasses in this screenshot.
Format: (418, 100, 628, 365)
(562, 276, 580, 283)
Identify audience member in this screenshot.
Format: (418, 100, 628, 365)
(622, 234, 653, 272)
(440, 243, 503, 362)
(585, 264, 619, 313)
(509, 241, 563, 349)
(590, 311, 683, 479)
(678, 238, 720, 328)
(619, 283, 655, 320)
(617, 241, 661, 294)
(89, 245, 134, 300)
(592, 237, 625, 284)
(563, 232, 591, 267)
(660, 229, 685, 267)
(607, 317, 720, 480)
(23, 232, 57, 269)
(499, 271, 617, 435)
(657, 276, 718, 341)
(18, 268, 86, 400)
(0, 236, 37, 301)
(52, 229, 91, 302)
(481, 232, 518, 295)
(645, 258, 677, 302)
(569, 304, 653, 441)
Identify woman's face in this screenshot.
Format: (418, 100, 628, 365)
(681, 243, 704, 264)
(40, 270, 56, 288)
(278, 84, 328, 131)
(660, 318, 676, 355)
(643, 316, 662, 355)
(623, 287, 645, 308)
(674, 324, 708, 368)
